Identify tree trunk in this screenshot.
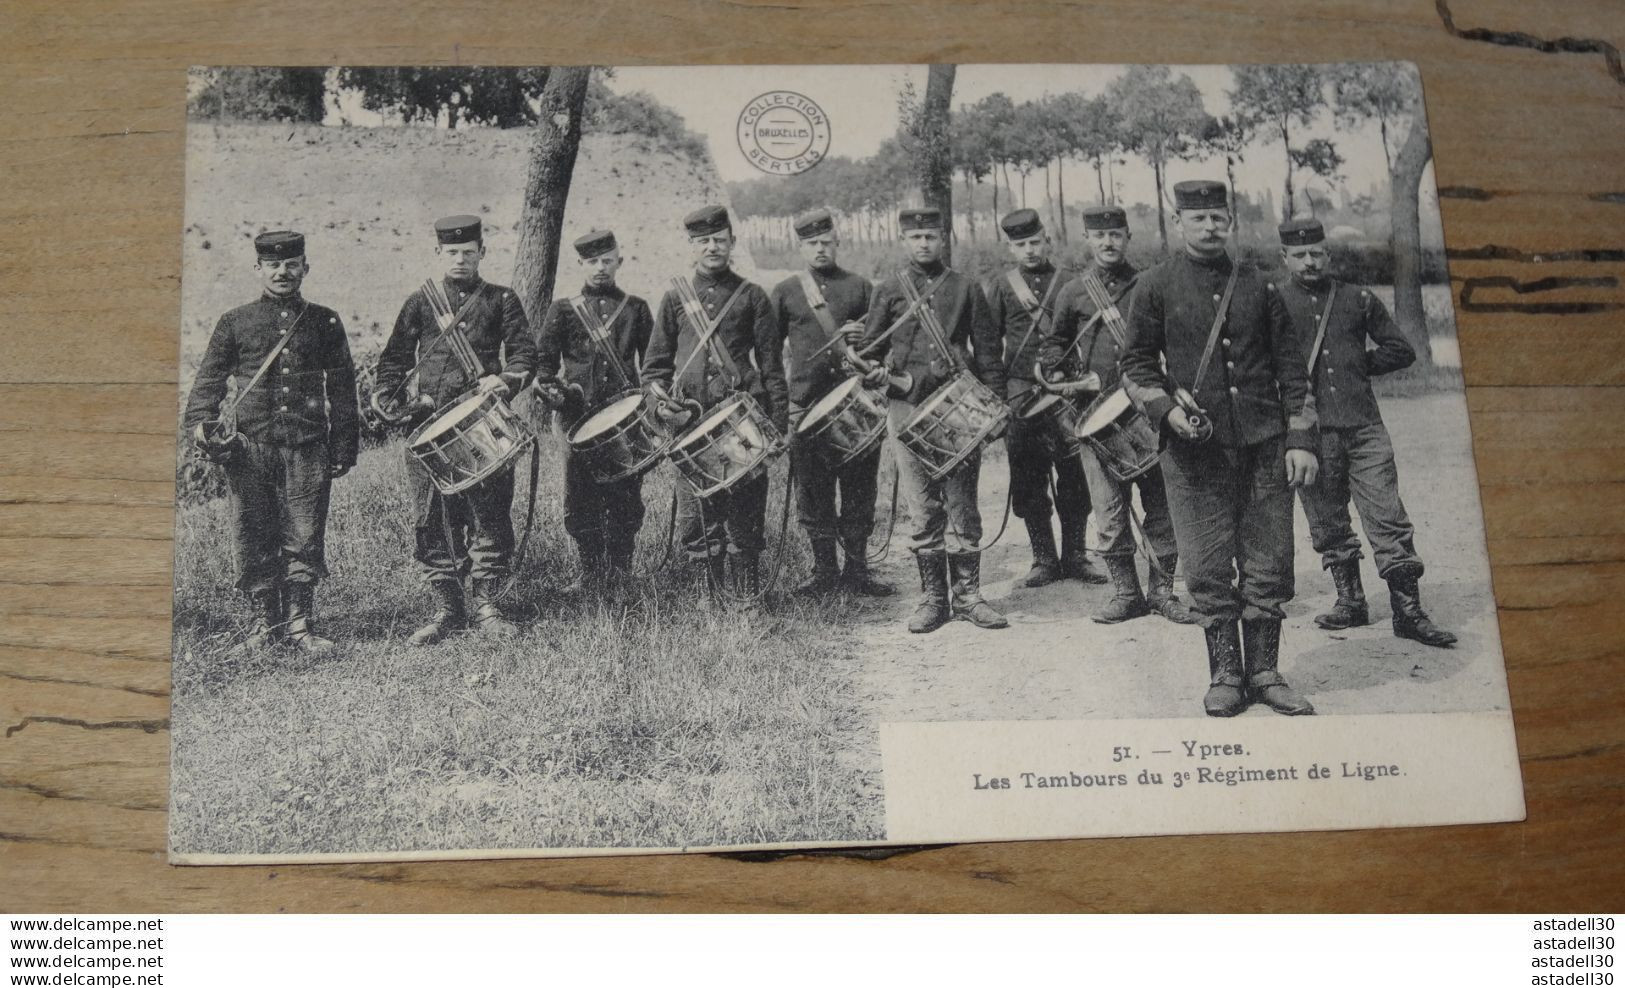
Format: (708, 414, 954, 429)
(965, 171, 979, 241)
(1279, 118, 1296, 222)
(1389, 112, 1435, 364)
(1094, 157, 1106, 203)
(917, 64, 957, 265)
(1056, 157, 1068, 243)
(513, 66, 591, 326)
(1226, 156, 1241, 247)
(1153, 157, 1168, 253)
(991, 166, 1000, 228)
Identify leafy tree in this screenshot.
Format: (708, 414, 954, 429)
(1054, 92, 1121, 205)
(1107, 65, 1209, 251)
(950, 101, 995, 240)
(513, 68, 591, 323)
(1289, 137, 1345, 217)
(187, 67, 328, 123)
(337, 67, 549, 127)
(1328, 62, 1413, 169)
(1229, 64, 1326, 221)
(896, 67, 957, 260)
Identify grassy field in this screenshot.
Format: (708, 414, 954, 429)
(170, 415, 894, 856)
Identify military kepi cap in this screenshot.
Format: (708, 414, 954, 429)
(435, 215, 482, 244)
(1082, 205, 1128, 231)
(254, 230, 305, 261)
(1278, 217, 1326, 247)
(684, 205, 731, 237)
(898, 206, 943, 231)
(999, 208, 1043, 241)
(573, 229, 618, 259)
(793, 208, 835, 239)
(1172, 180, 1229, 211)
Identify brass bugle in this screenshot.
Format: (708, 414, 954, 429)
(1033, 360, 1101, 396)
(1172, 386, 1214, 443)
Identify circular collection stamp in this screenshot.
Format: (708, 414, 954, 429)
(737, 91, 831, 176)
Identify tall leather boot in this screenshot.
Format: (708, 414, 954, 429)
(841, 535, 895, 597)
(705, 552, 728, 599)
(606, 536, 636, 581)
(470, 578, 518, 637)
(1059, 513, 1106, 584)
(1203, 621, 1248, 717)
(797, 538, 841, 596)
(1146, 555, 1197, 625)
(563, 534, 605, 595)
(733, 552, 762, 598)
(1093, 555, 1149, 624)
(284, 582, 335, 655)
(1387, 567, 1457, 647)
(908, 551, 951, 634)
(1243, 618, 1314, 715)
(408, 580, 465, 647)
(1315, 560, 1369, 630)
(949, 553, 1009, 629)
(1023, 519, 1062, 588)
(236, 586, 284, 652)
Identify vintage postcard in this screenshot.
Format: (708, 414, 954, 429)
(170, 62, 1522, 863)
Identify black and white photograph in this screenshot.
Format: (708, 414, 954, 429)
(170, 62, 1522, 863)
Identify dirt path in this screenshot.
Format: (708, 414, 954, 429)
(851, 392, 1511, 723)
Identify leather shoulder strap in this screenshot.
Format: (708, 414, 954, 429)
(1190, 265, 1240, 396)
(797, 270, 839, 338)
(1304, 283, 1339, 378)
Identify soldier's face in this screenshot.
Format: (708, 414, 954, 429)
(1282, 244, 1331, 284)
(691, 231, 734, 272)
(581, 249, 623, 288)
(439, 241, 484, 281)
(258, 256, 307, 297)
(1176, 209, 1232, 256)
(1087, 228, 1130, 267)
(1007, 233, 1049, 270)
(903, 228, 944, 265)
(799, 233, 838, 271)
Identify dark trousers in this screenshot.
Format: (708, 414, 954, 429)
(1297, 421, 1423, 578)
(788, 407, 882, 545)
(563, 446, 645, 557)
(1006, 412, 1090, 527)
(1159, 435, 1295, 627)
(226, 438, 332, 593)
(676, 472, 768, 560)
(406, 450, 516, 585)
(1080, 453, 1178, 560)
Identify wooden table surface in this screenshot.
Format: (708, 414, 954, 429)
(2, 0, 1621, 912)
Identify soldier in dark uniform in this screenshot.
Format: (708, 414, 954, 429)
(1120, 181, 1319, 717)
(862, 206, 1007, 634)
(1043, 205, 1194, 626)
(641, 205, 788, 598)
(376, 215, 538, 645)
(984, 208, 1101, 589)
(1275, 218, 1456, 648)
(183, 230, 360, 654)
(535, 229, 655, 589)
(770, 208, 893, 597)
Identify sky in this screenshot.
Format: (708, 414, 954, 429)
(605, 63, 1438, 224)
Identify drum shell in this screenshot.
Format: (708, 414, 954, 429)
(898, 371, 1011, 483)
(669, 393, 785, 498)
(796, 376, 888, 468)
(567, 390, 672, 486)
(1077, 387, 1161, 483)
(1012, 389, 1085, 453)
(408, 391, 534, 496)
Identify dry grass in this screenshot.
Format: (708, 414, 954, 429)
(169, 422, 891, 855)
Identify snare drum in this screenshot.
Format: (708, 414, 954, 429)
(408, 390, 534, 495)
(898, 371, 1011, 482)
(795, 376, 887, 467)
(668, 392, 785, 498)
(567, 390, 672, 485)
(1013, 389, 1084, 451)
(1077, 387, 1161, 483)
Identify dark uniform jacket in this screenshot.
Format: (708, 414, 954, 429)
(183, 293, 361, 468)
(536, 283, 654, 414)
(862, 260, 1005, 405)
(1275, 276, 1414, 430)
(984, 261, 1068, 400)
(1042, 260, 1139, 395)
(769, 266, 872, 408)
(1121, 251, 1315, 451)
(642, 267, 788, 429)
(376, 276, 537, 410)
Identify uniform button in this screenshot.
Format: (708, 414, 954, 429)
(281, 367, 289, 374)
(1226, 360, 1234, 368)
(280, 328, 288, 335)
(459, 291, 467, 299)
(1222, 338, 1231, 346)
(1213, 294, 1221, 302)
(1229, 386, 1239, 394)
(281, 310, 289, 318)
(459, 322, 467, 328)
(282, 386, 289, 392)
(1311, 296, 1318, 304)
(1324, 349, 1331, 356)
(1326, 367, 1334, 374)
(1329, 385, 1337, 392)
(279, 405, 288, 412)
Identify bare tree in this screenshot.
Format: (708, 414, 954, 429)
(1229, 64, 1326, 221)
(1329, 62, 1413, 170)
(513, 66, 592, 325)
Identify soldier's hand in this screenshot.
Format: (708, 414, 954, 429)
(1285, 449, 1319, 488)
(862, 364, 888, 389)
(329, 462, 353, 479)
(839, 321, 864, 345)
(1166, 406, 1203, 441)
(477, 375, 508, 397)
